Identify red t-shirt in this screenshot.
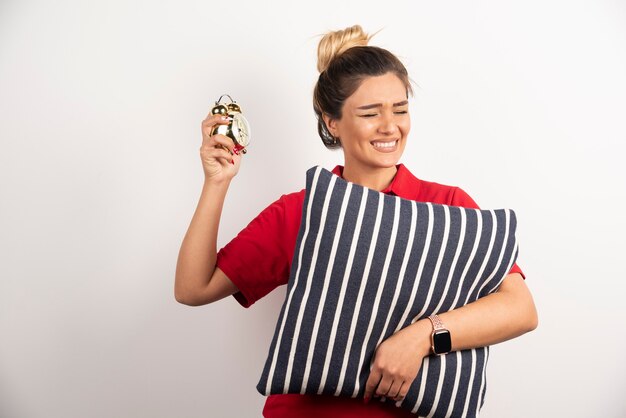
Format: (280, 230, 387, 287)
(216, 163, 524, 417)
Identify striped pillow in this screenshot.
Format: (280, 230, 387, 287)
(257, 166, 519, 417)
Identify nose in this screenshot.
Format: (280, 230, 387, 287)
(377, 111, 398, 135)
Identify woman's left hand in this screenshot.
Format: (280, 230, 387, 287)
(363, 319, 431, 403)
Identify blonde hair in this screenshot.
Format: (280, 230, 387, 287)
(313, 25, 412, 149)
(317, 25, 372, 73)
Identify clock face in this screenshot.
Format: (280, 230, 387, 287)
(232, 113, 251, 147)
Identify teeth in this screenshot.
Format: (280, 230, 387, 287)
(372, 141, 397, 149)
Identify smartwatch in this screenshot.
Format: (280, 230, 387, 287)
(428, 314, 452, 355)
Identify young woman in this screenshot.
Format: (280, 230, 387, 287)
(175, 25, 538, 418)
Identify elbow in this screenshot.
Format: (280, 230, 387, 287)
(174, 281, 215, 307)
(504, 289, 539, 336)
(174, 287, 193, 306)
(520, 298, 539, 334)
(527, 305, 539, 332)
(175, 290, 204, 307)
(505, 274, 539, 334)
(175, 267, 237, 306)
(174, 280, 201, 307)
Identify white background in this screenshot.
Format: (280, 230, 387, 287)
(1, 1, 625, 417)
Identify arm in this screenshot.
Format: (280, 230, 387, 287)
(363, 272, 538, 403)
(431, 272, 537, 350)
(174, 113, 242, 306)
(174, 180, 240, 306)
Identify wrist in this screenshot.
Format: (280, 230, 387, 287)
(203, 176, 231, 191)
(406, 319, 432, 359)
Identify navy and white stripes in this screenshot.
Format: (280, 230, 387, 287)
(257, 166, 519, 417)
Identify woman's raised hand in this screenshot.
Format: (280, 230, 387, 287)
(200, 113, 242, 183)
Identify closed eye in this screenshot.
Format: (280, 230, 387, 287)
(359, 110, 408, 117)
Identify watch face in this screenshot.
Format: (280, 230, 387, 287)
(433, 330, 452, 354)
(231, 113, 251, 147)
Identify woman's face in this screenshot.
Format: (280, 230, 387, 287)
(324, 72, 410, 171)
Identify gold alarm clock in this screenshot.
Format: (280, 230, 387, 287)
(210, 94, 251, 155)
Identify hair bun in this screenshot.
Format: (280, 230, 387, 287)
(317, 25, 371, 73)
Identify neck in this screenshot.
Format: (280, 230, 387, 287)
(341, 163, 399, 191)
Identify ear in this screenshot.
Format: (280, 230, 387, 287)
(322, 113, 339, 138)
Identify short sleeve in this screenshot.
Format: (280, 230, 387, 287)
(216, 191, 304, 308)
(451, 187, 526, 280)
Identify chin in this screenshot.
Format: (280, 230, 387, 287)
(373, 152, 403, 167)
(370, 158, 401, 169)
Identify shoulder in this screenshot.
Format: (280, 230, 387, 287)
(399, 165, 479, 208)
(279, 189, 306, 205)
(418, 180, 479, 208)
(268, 189, 306, 212)
(251, 189, 306, 224)
(222, 189, 306, 259)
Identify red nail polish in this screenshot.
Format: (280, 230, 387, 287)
(364, 396, 370, 404)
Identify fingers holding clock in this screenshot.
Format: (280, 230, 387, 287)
(201, 113, 230, 142)
(201, 134, 237, 165)
(199, 114, 241, 180)
(201, 114, 236, 156)
(199, 133, 241, 180)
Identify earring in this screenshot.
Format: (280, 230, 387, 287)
(332, 136, 340, 145)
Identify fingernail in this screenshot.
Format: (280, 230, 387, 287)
(221, 116, 229, 121)
(230, 159, 234, 165)
(363, 396, 370, 404)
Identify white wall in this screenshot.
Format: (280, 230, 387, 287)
(1, 1, 625, 417)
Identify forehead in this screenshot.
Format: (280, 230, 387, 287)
(346, 73, 408, 106)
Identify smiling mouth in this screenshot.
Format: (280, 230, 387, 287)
(371, 140, 398, 149)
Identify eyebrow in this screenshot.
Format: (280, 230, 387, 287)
(356, 100, 409, 110)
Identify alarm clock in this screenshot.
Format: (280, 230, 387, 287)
(210, 94, 251, 155)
